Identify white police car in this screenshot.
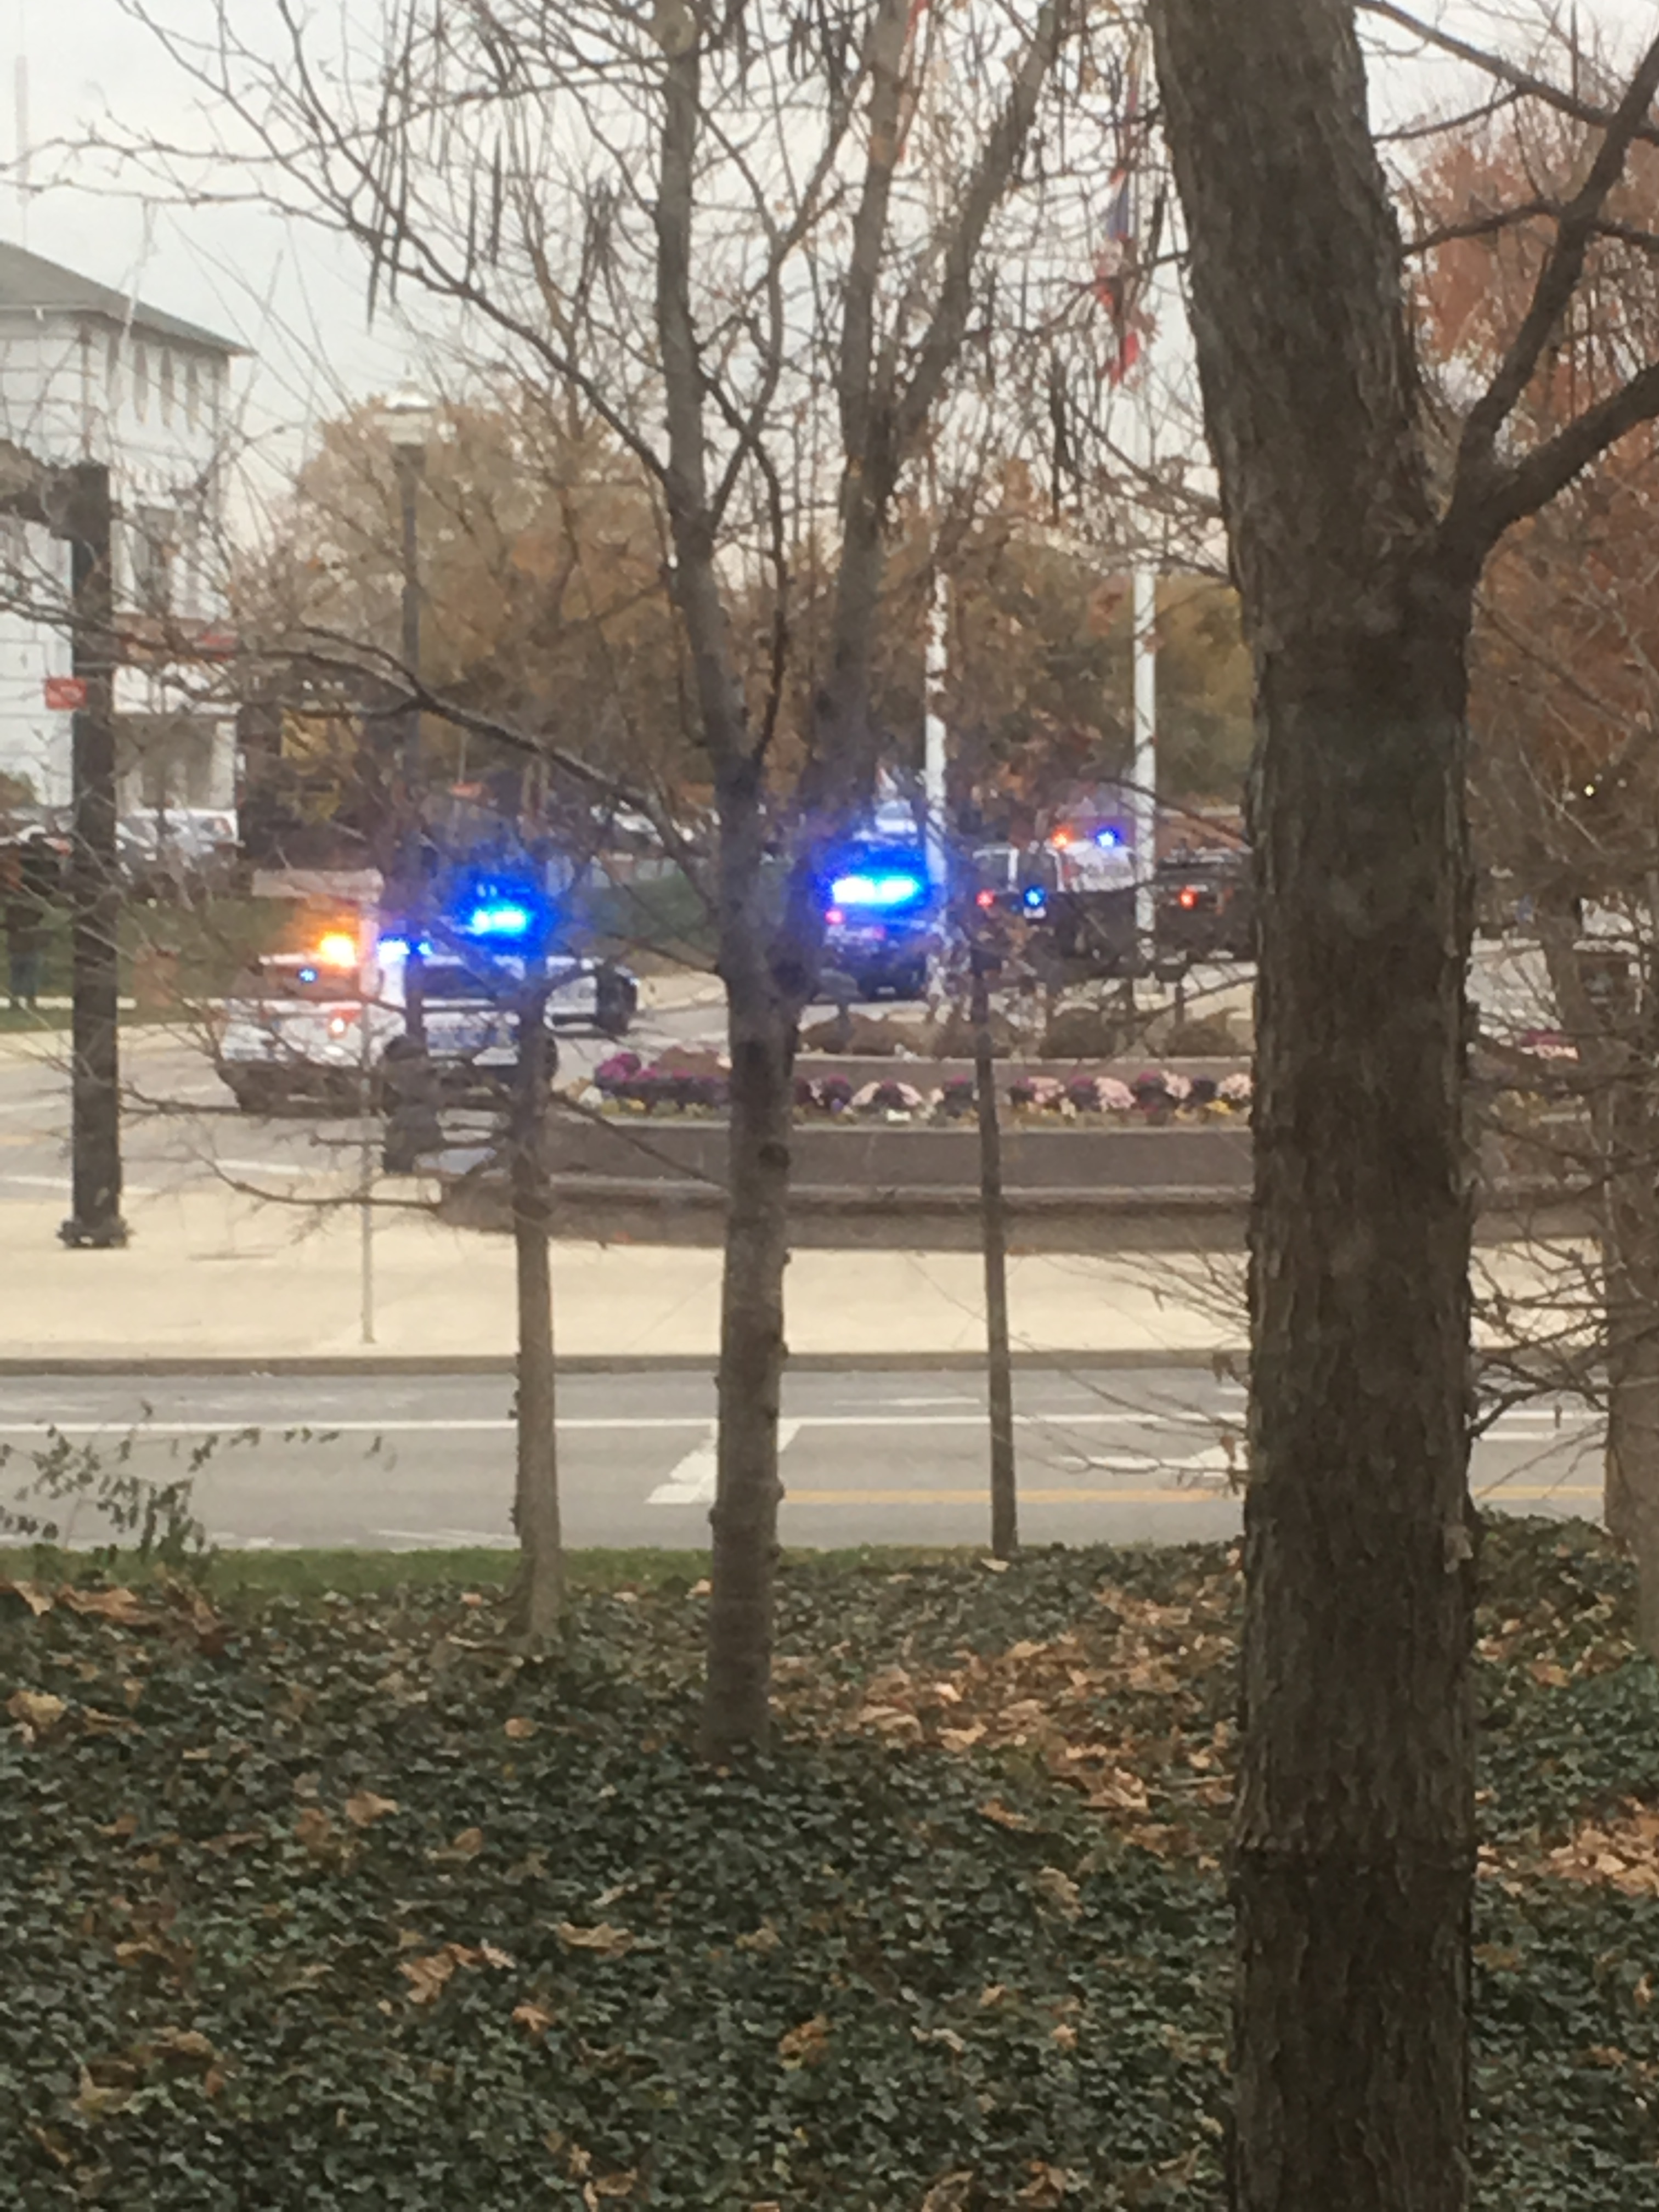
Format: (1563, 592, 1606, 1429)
(216, 928, 636, 1113)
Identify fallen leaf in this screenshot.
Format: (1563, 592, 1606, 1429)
(979, 1798, 1035, 1832)
(2, 1580, 53, 1616)
(73, 2066, 130, 2119)
(689, 1579, 711, 1596)
(63, 1585, 153, 1626)
(7, 1688, 66, 1736)
(556, 1921, 633, 1957)
(399, 1944, 483, 2005)
(736, 1921, 780, 1953)
(294, 1805, 335, 1855)
(1017, 2161, 1074, 2207)
(919, 2173, 975, 2212)
(1036, 1867, 1081, 1918)
(940, 1722, 988, 1752)
(449, 1825, 485, 1858)
(777, 2013, 831, 2068)
(512, 1999, 555, 2038)
(480, 1942, 516, 1970)
(504, 1716, 538, 1741)
(343, 1790, 400, 1829)
(146, 2027, 216, 2063)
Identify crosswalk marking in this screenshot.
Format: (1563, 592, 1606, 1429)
(648, 1420, 802, 1504)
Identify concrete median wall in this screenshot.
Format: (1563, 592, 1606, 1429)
(437, 1111, 1588, 1253)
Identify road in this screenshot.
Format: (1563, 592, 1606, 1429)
(0, 1365, 1604, 1551)
(0, 992, 733, 1205)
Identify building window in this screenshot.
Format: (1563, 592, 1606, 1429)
(131, 505, 175, 617)
(133, 343, 148, 422)
(185, 356, 199, 430)
(160, 349, 174, 425)
(106, 331, 121, 411)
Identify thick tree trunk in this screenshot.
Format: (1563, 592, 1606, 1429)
(1154, 4, 1477, 2204)
(1234, 625, 1476, 2212)
(511, 975, 565, 1642)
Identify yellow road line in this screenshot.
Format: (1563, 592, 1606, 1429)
(783, 1485, 1602, 1508)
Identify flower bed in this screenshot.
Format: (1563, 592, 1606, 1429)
(584, 1051, 1251, 1126)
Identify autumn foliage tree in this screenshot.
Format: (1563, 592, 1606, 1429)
(1415, 82, 1659, 1655)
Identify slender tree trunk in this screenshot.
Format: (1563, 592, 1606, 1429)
(512, 970, 564, 1641)
(701, 930, 794, 1760)
(1154, 4, 1477, 2203)
(971, 950, 1017, 1559)
(1603, 1028, 1659, 1657)
(1538, 918, 1659, 1634)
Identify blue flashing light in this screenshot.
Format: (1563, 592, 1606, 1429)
(1095, 827, 1123, 849)
(1023, 888, 1048, 913)
(831, 870, 924, 910)
(464, 900, 534, 940)
(297, 965, 318, 983)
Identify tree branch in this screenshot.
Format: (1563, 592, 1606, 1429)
(1359, 1, 1659, 150)
(1453, 29, 1659, 493)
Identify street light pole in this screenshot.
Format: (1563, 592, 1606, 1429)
(59, 461, 125, 1249)
(385, 396, 430, 1047)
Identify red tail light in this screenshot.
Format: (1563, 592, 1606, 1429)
(826, 907, 844, 927)
(975, 888, 996, 910)
(1178, 887, 1199, 910)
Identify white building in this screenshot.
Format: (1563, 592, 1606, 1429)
(0, 240, 241, 814)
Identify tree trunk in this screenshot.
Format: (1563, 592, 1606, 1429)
(511, 971, 564, 1641)
(701, 942, 794, 1761)
(1232, 629, 1476, 2212)
(1538, 919, 1659, 1640)
(972, 950, 1017, 1559)
(1603, 1039, 1659, 1657)
(1153, 4, 1477, 2203)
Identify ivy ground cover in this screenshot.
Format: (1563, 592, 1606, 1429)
(1, 1523, 1656, 2208)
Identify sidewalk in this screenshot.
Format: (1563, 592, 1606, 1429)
(0, 1184, 1247, 1367)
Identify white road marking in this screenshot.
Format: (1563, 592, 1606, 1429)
(648, 1419, 802, 1504)
(0, 1409, 1599, 1440)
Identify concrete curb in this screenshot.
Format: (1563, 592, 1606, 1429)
(0, 1348, 1251, 1378)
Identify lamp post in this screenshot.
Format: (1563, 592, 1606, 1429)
(379, 385, 435, 1042)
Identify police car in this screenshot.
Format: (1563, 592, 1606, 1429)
(821, 842, 940, 999)
(216, 927, 636, 1114)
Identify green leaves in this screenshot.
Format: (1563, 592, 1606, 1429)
(0, 1527, 1655, 2204)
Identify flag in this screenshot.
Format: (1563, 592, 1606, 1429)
(1093, 57, 1150, 385)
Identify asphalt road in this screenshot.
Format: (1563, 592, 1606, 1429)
(0, 1365, 1604, 1552)
(0, 997, 733, 1205)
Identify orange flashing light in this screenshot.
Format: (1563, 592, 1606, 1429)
(316, 931, 358, 968)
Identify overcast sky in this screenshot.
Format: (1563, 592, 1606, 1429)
(16, 0, 1658, 541)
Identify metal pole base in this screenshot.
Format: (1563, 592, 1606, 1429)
(58, 1215, 129, 1250)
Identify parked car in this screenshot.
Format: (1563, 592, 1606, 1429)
(1154, 847, 1253, 964)
(119, 808, 240, 898)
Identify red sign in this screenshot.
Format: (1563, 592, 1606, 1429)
(43, 676, 86, 711)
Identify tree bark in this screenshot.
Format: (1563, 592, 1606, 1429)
(1153, 3, 1476, 2204)
(1601, 981, 1659, 1657)
(1537, 917, 1659, 1644)
(701, 832, 795, 1759)
(511, 969, 565, 1642)
(972, 950, 1018, 1559)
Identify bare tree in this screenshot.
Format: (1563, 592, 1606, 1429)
(109, 0, 1097, 1753)
(1152, 1, 1659, 2203)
